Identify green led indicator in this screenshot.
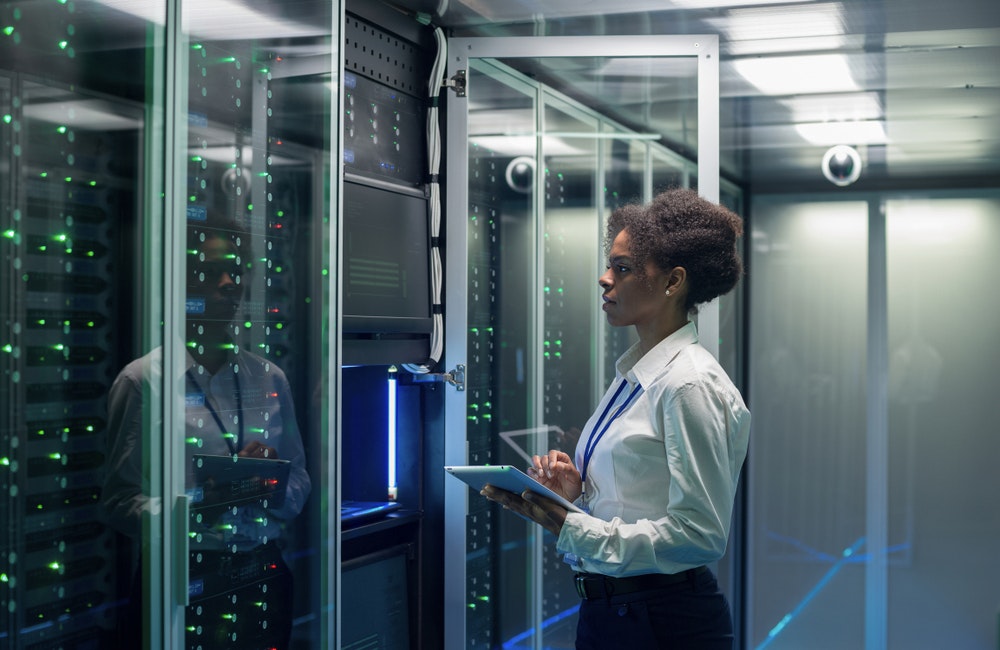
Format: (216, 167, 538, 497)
(58, 40, 68, 50)
(1, 344, 10, 354)
(57, 126, 67, 134)
(244, 321, 252, 329)
(48, 562, 61, 571)
(3, 27, 14, 37)
(0, 457, 9, 466)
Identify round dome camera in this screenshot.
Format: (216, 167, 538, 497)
(822, 145, 862, 187)
(505, 156, 536, 194)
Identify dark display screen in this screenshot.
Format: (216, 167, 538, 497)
(343, 181, 432, 335)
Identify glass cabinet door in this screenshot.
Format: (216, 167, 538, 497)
(1, 3, 164, 647)
(538, 93, 601, 647)
(175, 4, 336, 649)
(1, 2, 339, 649)
(461, 59, 538, 649)
(444, 36, 720, 650)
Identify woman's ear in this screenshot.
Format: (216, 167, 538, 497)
(664, 266, 686, 296)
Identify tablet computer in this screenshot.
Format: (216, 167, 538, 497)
(445, 464, 584, 513)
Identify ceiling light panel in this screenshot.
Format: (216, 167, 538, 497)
(734, 54, 859, 95)
(713, 2, 845, 43)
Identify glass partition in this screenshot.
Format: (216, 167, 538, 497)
(884, 196, 1000, 649)
(748, 193, 1000, 649)
(747, 200, 870, 649)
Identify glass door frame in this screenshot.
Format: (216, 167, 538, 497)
(443, 34, 720, 649)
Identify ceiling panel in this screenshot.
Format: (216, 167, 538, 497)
(403, 0, 1000, 191)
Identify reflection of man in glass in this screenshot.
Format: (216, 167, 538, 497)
(102, 213, 311, 649)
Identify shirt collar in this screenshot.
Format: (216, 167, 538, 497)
(615, 320, 699, 388)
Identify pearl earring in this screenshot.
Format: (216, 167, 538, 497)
(664, 289, 671, 296)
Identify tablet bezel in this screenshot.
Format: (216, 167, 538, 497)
(444, 464, 583, 513)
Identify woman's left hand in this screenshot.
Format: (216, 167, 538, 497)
(481, 485, 568, 537)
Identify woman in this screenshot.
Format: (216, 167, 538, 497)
(483, 188, 750, 649)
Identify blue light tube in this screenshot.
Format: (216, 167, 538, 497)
(387, 369, 397, 500)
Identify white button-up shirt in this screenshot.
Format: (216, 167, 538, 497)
(556, 321, 750, 576)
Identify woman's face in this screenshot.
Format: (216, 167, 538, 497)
(188, 235, 243, 324)
(598, 229, 664, 328)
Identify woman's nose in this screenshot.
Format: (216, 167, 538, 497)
(598, 269, 612, 289)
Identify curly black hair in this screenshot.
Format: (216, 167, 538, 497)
(605, 188, 744, 314)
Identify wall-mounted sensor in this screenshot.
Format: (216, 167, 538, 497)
(822, 145, 862, 187)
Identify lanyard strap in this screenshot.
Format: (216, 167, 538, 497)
(186, 369, 243, 455)
(581, 378, 642, 484)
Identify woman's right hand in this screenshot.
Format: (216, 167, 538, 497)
(527, 450, 581, 503)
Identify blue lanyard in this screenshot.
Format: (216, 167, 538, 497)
(186, 369, 243, 455)
(581, 379, 642, 485)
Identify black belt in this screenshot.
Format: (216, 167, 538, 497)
(574, 566, 708, 599)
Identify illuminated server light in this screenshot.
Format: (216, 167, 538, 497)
(387, 366, 398, 501)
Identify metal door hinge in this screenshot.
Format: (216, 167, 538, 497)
(443, 69, 466, 97)
(444, 364, 466, 391)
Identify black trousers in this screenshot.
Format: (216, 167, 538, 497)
(575, 567, 733, 650)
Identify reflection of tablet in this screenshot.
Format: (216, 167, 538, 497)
(191, 454, 290, 509)
(445, 465, 584, 513)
